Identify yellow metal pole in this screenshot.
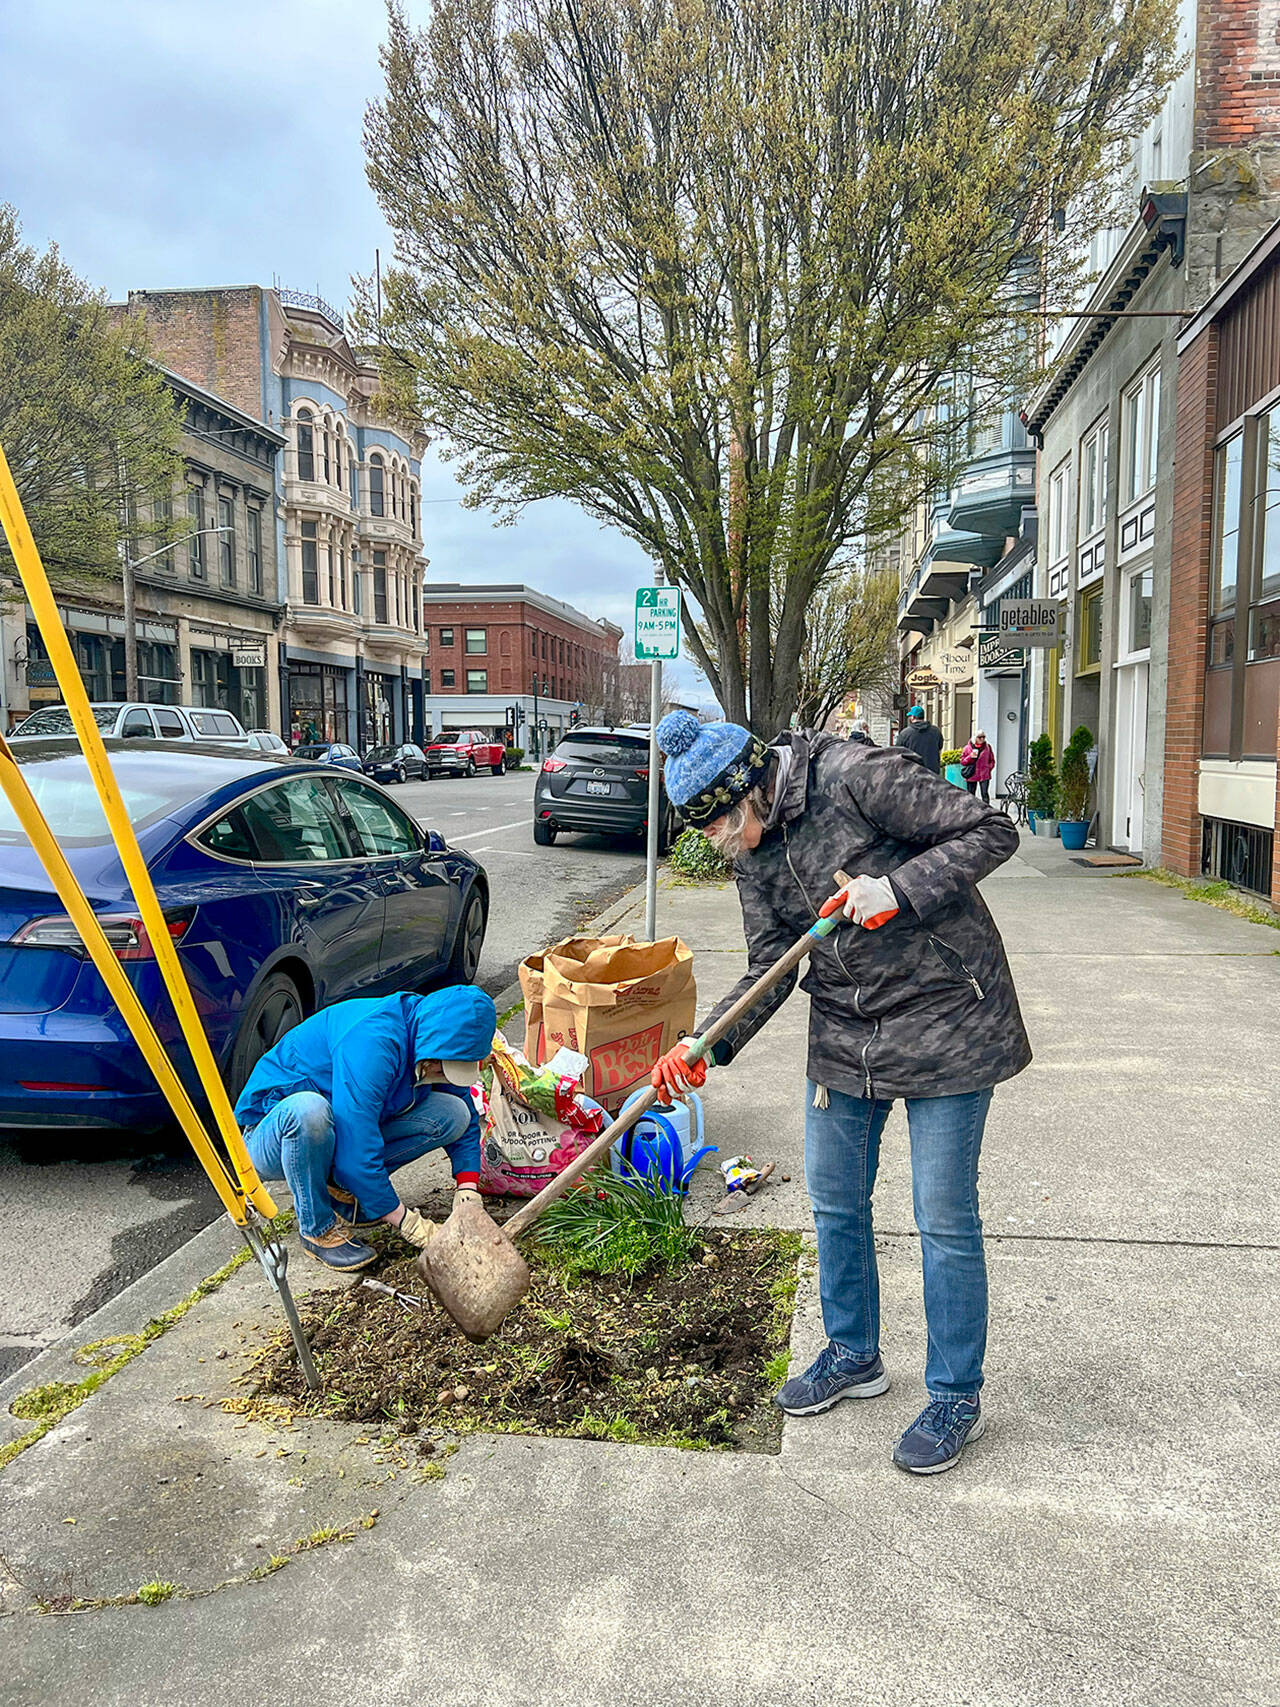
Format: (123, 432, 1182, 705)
(0, 444, 275, 1217)
(0, 738, 255, 1222)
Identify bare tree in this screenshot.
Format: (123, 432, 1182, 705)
(794, 569, 899, 730)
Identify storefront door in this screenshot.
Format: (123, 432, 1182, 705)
(1112, 661, 1148, 852)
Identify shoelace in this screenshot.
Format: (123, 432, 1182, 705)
(914, 1399, 969, 1439)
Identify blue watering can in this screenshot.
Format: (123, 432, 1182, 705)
(610, 1090, 717, 1194)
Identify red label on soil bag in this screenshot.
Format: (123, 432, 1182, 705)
(589, 1022, 665, 1098)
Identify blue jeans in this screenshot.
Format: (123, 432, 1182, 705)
(804, 1083, 993, 1400)
(243, 1088, 471, 1238)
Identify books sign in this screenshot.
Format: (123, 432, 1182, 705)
(232, 642, 266, 669)
(996, 599, 1063, 646)
(977, 631, 1027, 670)
(634, 587, 681, 660)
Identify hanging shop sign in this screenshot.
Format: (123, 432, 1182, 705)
(996, 599, 1064, 646)
(232, 642, 267, 670)
(933, 650, 974, 684)
(977, 631, 1027, 671)
(905, 667, 940, 689)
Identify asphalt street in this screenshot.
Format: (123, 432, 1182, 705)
(0, 765, 644, 1384)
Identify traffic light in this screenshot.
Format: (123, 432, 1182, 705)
(569, 707, 580, 726)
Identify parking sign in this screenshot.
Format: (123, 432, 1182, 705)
(635, 587, 681, 659)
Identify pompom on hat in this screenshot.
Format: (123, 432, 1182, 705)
(656, 710, 770, 827)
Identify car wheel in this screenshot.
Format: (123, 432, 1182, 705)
(533, 818, 557, 846)
(228, 971, 305, 1096)
(448, 889, 487, 982)
(492, 756, 505, 775)
(396, 764, 407, 784)
(466, 757, 477, 777)
(657, 804, 677, 855)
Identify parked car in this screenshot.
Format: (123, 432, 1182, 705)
(292, 742, 363, 773)
(424, 729, 506, 777)
(364, 742, 428, 784)
(246, 730, 289, 756)
(13, 702, 249, 745)
(0, 740, 489, 1132)
(532, 726, 676, 849)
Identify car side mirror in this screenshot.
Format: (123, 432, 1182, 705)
(425, 828, 447, 853)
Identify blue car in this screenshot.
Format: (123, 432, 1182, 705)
(0, 741, 489, 1133)
(292, 742, 364, 772)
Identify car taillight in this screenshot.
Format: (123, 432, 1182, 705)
(13, 910, 194, 961)
(633, 768, 649, 780)
(541, 758, 567, 772)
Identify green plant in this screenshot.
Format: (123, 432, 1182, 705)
(504, 745, 524, 767)
(668, 826, 731, 881)
(940, 748, 964, 766)
(1059, 724, 1094, 821)
(1027, 733, 1059, 817)
(532, 1171, 698, 1278)
(136, 1581, 180, 1607)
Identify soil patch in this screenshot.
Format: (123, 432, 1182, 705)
(252, 1222, 803, 1454)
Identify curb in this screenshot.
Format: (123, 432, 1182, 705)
(491, 880, 645, 1028)
(2, 876, 650, 1426)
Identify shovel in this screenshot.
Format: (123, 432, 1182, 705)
(418, 871, 858, 1340)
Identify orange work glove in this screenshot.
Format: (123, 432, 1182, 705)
(651, 1040, 708, 1100)
(818, 873, 900, 930)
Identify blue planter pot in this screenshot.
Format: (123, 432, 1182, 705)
(1059, 820, 1089, 851)
(1027, 810, 1038, 833)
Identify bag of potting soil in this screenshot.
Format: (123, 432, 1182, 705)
(519, 933, 697, 1113)
(474, 1035, 606, 1198)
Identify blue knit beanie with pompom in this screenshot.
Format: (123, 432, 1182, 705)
(656, 710, 771, 827)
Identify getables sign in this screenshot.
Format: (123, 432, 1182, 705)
(996, 599, 1063, 646)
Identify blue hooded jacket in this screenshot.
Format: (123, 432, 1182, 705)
(234, 986, 496, 1218)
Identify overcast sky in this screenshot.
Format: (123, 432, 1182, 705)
(0, 0, 712, 703)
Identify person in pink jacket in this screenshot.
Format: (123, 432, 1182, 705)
(960, 731, 996, 803)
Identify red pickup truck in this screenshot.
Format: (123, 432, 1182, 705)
(425, 728, 507, 777)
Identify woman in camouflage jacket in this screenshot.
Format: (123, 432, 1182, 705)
(651, 710, 1031, 1476)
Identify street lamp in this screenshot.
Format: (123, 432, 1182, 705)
(122, 527, 232, 700)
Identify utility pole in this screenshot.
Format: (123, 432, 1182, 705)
(644, 567, 663, 944)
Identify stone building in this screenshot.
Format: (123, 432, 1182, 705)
(18, 368, 284, 728)
(121, 285, 430, 748)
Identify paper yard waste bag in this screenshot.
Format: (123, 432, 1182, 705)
(518, 933, 697, 1112)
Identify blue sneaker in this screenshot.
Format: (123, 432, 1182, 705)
(892, 1398, 985, 1474)
(773, 1342, 890, 1416)
(300, 1224, 377, 1272)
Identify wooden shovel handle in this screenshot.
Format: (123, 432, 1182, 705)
(504, 874, 851, 1241)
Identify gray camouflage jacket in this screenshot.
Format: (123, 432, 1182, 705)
(702, 730, 1031, 1101)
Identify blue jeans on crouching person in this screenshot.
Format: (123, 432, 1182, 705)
(803, 1083, 993, 1400)
(243, 1088, 471, 1238)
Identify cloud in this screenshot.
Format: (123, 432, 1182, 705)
(0, 0, 717, 706)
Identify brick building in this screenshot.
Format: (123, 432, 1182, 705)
(18, 368, 284, 729)
(1162, 219, 1280, 902)
(420, 585, 622, 756)
(120, 285, 430, 748)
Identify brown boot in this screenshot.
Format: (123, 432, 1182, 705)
(300, 1223, 377, 1271)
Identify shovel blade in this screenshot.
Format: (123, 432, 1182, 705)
(417, 1195, 531, 1341)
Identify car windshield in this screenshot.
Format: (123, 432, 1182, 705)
(188, 710, 240, 736)
(555, 735, 648, 763)
(0, 750, 201, 846)
(16, 705, 120, 737)
(434, 731, 462, 744)
(366, 746, 396, 761)
(294, 745, 328, 758)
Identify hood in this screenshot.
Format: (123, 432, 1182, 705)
(404, 985, 497, 1065)
(765, 728, 845, 829)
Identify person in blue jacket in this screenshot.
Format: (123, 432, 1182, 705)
(235, 985, 497, 1271)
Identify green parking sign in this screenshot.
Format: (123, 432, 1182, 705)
(635, 586, 680, 659)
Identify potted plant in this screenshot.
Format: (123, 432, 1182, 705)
(1058, 725, 1094, 850)
(941, 747, 966, 787)
(1027, 733, 1059, 836)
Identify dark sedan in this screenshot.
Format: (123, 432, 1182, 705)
(532, 726, 677, 850)
(293, 742, 363, 772)
(0, 741, 488, 1132)
(364, 743, 429, 784)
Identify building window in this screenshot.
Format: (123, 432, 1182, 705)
(188, 487, 205, 578)
(337, 547, 347, 610)
(327, 543, 336, 606)
(321, 422, 331, 485)
(410, 487, 417, 534)
(333, 430, 343, 491)
(466, 669, 488, 693)
(1047, 461, 1069, 563)
(422, 627, 429, 653)
(296, 408, 315, 482)
(1077, 584, 1103, 674)
(412, 585, 420, 633)
(218, 494, 235, 586)
(441, 668, 455, 688)
(247, 506, 262, 594)
(465, 627, 486, 654)
(1212, 431, 1244, 645)
(1249, 411, 1280, 661)
(440, 626, 454, 647)
(424, 670, 431, 693)
(1079, 419, 1108, 539)
(1126, 567, 1152, 655)
(154, 493, 174, 572)
(369, 454, 385, 517)
(541, 633, 548, 659)
(530, 630, 536, 656)
(349, 452, 358, 507)
(353, 559, 363, 615)
(301, 520, 318, 604)
(1121, 365, 1160, 506)
(373, 548, 388, 623)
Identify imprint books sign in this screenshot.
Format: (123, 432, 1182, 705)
(634, 587, 681, 659)
(997, 599, 1064, 646)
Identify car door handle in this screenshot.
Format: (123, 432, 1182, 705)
(296, 883, 325, 908)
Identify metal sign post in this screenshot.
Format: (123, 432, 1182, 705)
(635, 578, 681, 942)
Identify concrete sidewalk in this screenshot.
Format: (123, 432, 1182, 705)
(1, 839, 1277, 1706)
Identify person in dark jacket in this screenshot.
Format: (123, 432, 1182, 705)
(895, 704, 944, 774)
(650, 710, 1030, 1475)
(848, 720, 875, 746)
(236, 986, 496, 1272)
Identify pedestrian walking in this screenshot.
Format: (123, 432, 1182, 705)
(849, 720, 875, 746)
(235, 986, 496, 1271)
(960, 730, 995, 803)
(894, 704, 944, 774)
(650, 710, 1030, 1474)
